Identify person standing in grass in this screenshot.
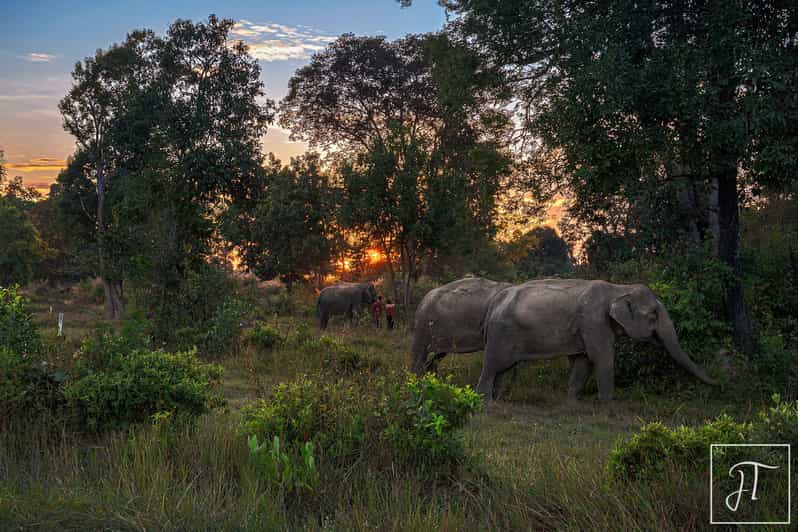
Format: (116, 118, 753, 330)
(385, 299, 396, 330)
(371, 295, 383, 329)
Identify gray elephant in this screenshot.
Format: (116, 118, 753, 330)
(411, 277, 511, 373)
(477, 279, 716, 401)
(317, 282, 377, 329)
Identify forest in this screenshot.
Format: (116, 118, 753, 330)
(2, 1, 798, 529)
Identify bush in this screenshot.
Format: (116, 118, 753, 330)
(297, 335, 380, 377)
(241, 378, 369, 461)
(0, 285, 42, 356)
(244, 322, 284, 351)
(241, 373, 481, 478)
(383, 374, 482, 468)
(75, 313, 153, 372)
(248, 435, 318, 495)
(63, 348, 224, 432)
(0, 348, 64, 426)
(606, 416, 751, 481)
(607, 396, 798, 481)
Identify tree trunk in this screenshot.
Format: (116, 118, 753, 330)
(707, 176, 720, 255)
(716, 164, 757, 355)
(96, 159, 123, 320)
(381, 240, 399, 303)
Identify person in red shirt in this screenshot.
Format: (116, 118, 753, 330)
(371, 295, 383, 329)
(385, 299, 396, 330)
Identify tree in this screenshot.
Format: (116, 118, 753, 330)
(59, 31, 152, 318)
(0, 154, 46, 286)
(224, 154, 339, 289)
(280, 33, 511, 304)
(503, 226, 572, 278)
(427, 0, 798, 354)
(58, 16, 273, 325)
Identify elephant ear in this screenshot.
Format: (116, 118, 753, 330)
(609, 294, 651, 339)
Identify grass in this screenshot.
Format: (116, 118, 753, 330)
(0, 283, 781, 530)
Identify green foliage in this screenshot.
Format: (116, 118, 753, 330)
(248, 435, 318, 495)
(57, 15, 273, 319)
(297, 335, 380, 377)
(75, 313, 153, 372)
(606, 416, 751, 481)
(241, 373, 480, 476)
(0, 200, 47, 287)
(0, 286, 42, 356)
(244, 322, 284, 351)
(224, 154, 339, 287)
(502, 227, 572, 279)
(241, 378, 368, 461)
(608, 396, 798, 481)
(383, 374, 481, 467)
(63, 348, 224, 432)
(0, 348, 64, 426)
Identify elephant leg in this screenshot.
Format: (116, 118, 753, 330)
(347, 308, 355, 328)
(590, 351, 615, 402)
(567, 354, 593, 400)
(477, 346, 515, 400)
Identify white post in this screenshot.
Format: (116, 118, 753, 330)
(57, 312, 64, 337)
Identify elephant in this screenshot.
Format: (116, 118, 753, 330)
(317, 282, 377, 329)
(476, 279, 716, 401)
(411, 277, 511, 374)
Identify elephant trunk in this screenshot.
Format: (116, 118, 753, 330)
(656, 304, 717, 385)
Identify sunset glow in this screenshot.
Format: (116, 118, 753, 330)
(366, 248, 385, 265)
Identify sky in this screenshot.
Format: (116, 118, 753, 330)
(0, 0, 448, 192)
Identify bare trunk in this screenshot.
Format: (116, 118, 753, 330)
(716, 164, 756, 355)
(707, 176, 720, 255)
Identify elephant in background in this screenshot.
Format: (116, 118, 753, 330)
(411, 277, 511, 374)
(318, 282, 377, 329)
(477, 279, 716, 401)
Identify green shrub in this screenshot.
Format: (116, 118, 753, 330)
(75, 313, 153, 372)
(241, 373, 481, 478)
(606, 416, 751, 481)
(244, 322, 284, 351)
(0, 285, 42, 356)
(298, 335, 380, 377)
(248, 435, 318, 495)
(752, 394, 798, 447)
(0, 348, 64, 426)
(607, 396, 798, 481)
(63, 348, 224, 432)
(383, 374, 482, 468)
(241, 378, 369, 461)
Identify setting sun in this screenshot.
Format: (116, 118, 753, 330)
(366, 248, 385, 265)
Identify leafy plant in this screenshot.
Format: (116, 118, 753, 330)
(0, 286, 42, 356)
(248, 435, 318, 494)
(244, 322, 284, 351)
(64, 348, 224, 432)
(383, 374, 481, 468)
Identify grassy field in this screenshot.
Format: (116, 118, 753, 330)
(0, 283, 776, 530)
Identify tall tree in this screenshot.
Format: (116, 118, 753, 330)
(429, 0, 798, 354)
(224, 154, 339, 289)
(59, 31, 152, 318)
(58, 16, 273, 324)
(280, 33, 511, 303)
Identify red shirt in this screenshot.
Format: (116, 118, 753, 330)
(385, 303, 396, 317)
(371, 301, 383, 318)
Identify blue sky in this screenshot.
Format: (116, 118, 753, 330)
(0, 0, 447, 190)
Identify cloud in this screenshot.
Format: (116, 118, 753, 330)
(21, 52, 56, 63)
(232, 20, 335, 62)
(6, 157, 67, 172)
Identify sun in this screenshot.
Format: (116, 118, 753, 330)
(366, 248, 385, 265)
